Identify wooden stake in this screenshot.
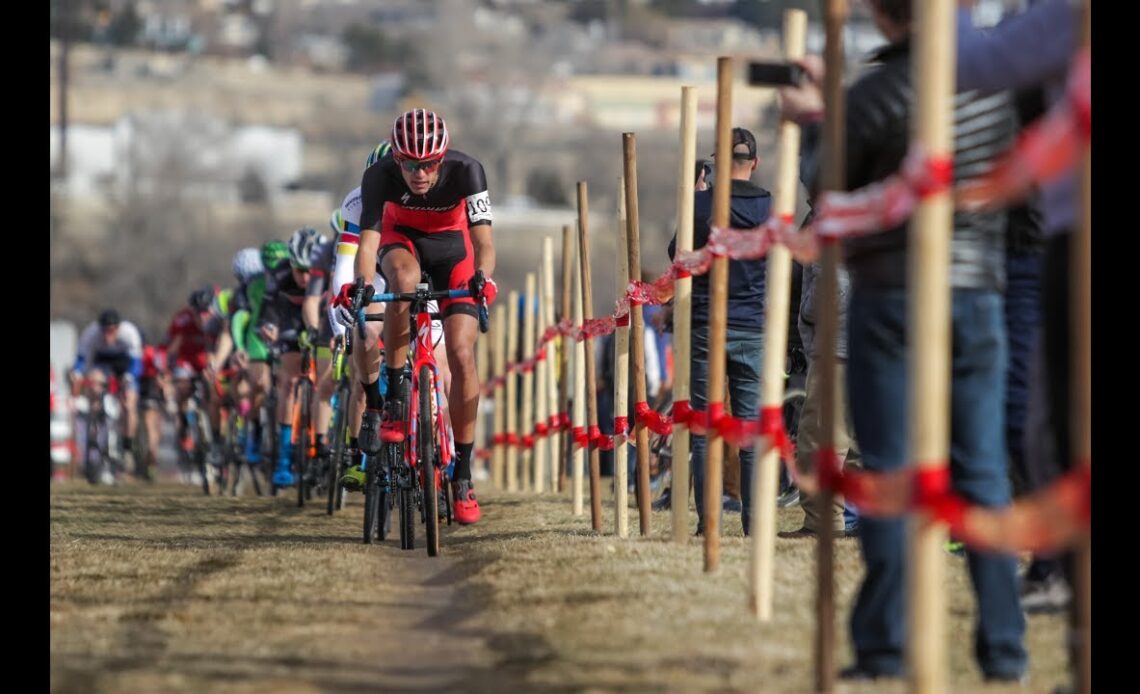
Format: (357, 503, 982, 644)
(476, 300, 490, 481)
(559, 224, 574, 494)
(535, 254, 550, 494)
(543, 237, 561, 495)
(623, 134, 652, 537)
(908, 1, 954, 691)
(506, 289, 520, 493)
(672, 85, 697, 543)
(752, 9, 807, 625)
(572, 249, 586, 516)
(578, 181, 604, 532)
(703, 56, 734, 573)
(614, 176, 631, 539)
(492, 305, 507, 489)
(521, 272, 537, 492)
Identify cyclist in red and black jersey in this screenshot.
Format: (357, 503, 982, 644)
(167, 286, 226, 468)
(333, 109, 497, 524)
(137, 344, 170, 481)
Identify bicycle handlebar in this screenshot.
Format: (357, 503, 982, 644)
(357, 286, 489, 334)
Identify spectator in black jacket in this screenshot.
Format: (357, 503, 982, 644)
(779, 0, 1026, 682)
(668, 126, 771, 537)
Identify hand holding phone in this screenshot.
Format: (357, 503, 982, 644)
(749, 61, 806, 87)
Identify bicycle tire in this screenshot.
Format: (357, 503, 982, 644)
(262, 397, 279, 497)
(363, 458, 380, 544)
(295, 380, 313, 508)
(187, 411, 210, 496)
(379, 482, 392, 539)
(327, 382, 350, 515)
(398, 487, 414, 550)
(83, 411, 103, 485)
(420, 365, 439, 557)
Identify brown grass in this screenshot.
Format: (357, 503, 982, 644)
(51, 481, 1069, 692)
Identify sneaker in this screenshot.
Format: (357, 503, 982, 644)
(99, 469, 116, 486)
(778, 526, 818, 539)
(778, 526, 858, 540)
(985, 672, 1029, 686)
(722, 494, 742, 513)
(777, 485, 801, 508)
(1020, 573, 1072, 614)
(839, 664, 900, 681)
(651, 487, 672, 511)
(452, 479, 481, 524)
(340, 465, 366, 492)
(208, 444, 225, 469)
(358, 409, 383, 456)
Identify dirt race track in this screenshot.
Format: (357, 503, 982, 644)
(51, 481, 1069, 693)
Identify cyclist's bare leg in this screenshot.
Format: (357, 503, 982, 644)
(380, 248, 420, 372)
(276, 353, 302, 425)
(247, 362, 270, 414)
(349, 379, 365, 434)
(350, 307, 383, 393)
(443, 313, 479, 445)
(235, 374, 252, 409)
(143, 406, 162, 479)
(316, 355, 333, 436)
(206, 383, 222, 436)
(443, 312, 481, 520)
(123, 387, 139, 441)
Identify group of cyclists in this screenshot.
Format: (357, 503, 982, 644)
(67, 108, 497, 526)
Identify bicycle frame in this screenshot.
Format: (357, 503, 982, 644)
(290, 343, 318, 459)
(353, 278, 487, 549)
(359, 286, 463, 483)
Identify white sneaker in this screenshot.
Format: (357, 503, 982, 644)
(1020, 574, 1072, 613)
(100, 470, 116, 486)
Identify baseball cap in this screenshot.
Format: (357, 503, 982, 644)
(710, 127, 757, 161)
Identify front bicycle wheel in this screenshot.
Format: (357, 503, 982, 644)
(327, 381, 350, 515)
(295, 380, 313, 508)
(83, 413, 103, 485)
(261, 399, 279, 496)
(191, 413, 211, 496)
(419, 365, 440, 557)
(398, 485, 415, 551)
(363, 456, 380, 544)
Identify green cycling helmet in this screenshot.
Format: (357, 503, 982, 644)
(260, 240, 289, 271)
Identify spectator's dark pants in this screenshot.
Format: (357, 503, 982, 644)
(690, 325, 762, 534)
(1005, 251, 1043, 493)
(846, 288, 1027, 679)
(598, 386, 615, 477)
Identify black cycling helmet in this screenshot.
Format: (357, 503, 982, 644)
(188, 286, 216, 313)
(98, 308, 121, 328)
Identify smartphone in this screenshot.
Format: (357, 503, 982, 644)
(748, 61, 805, 87)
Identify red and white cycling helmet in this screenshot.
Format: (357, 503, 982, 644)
(390, 109, 449, 161)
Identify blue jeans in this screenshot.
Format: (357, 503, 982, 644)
(690, 325, 763, 534)
(846, 288, 1026, 679)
